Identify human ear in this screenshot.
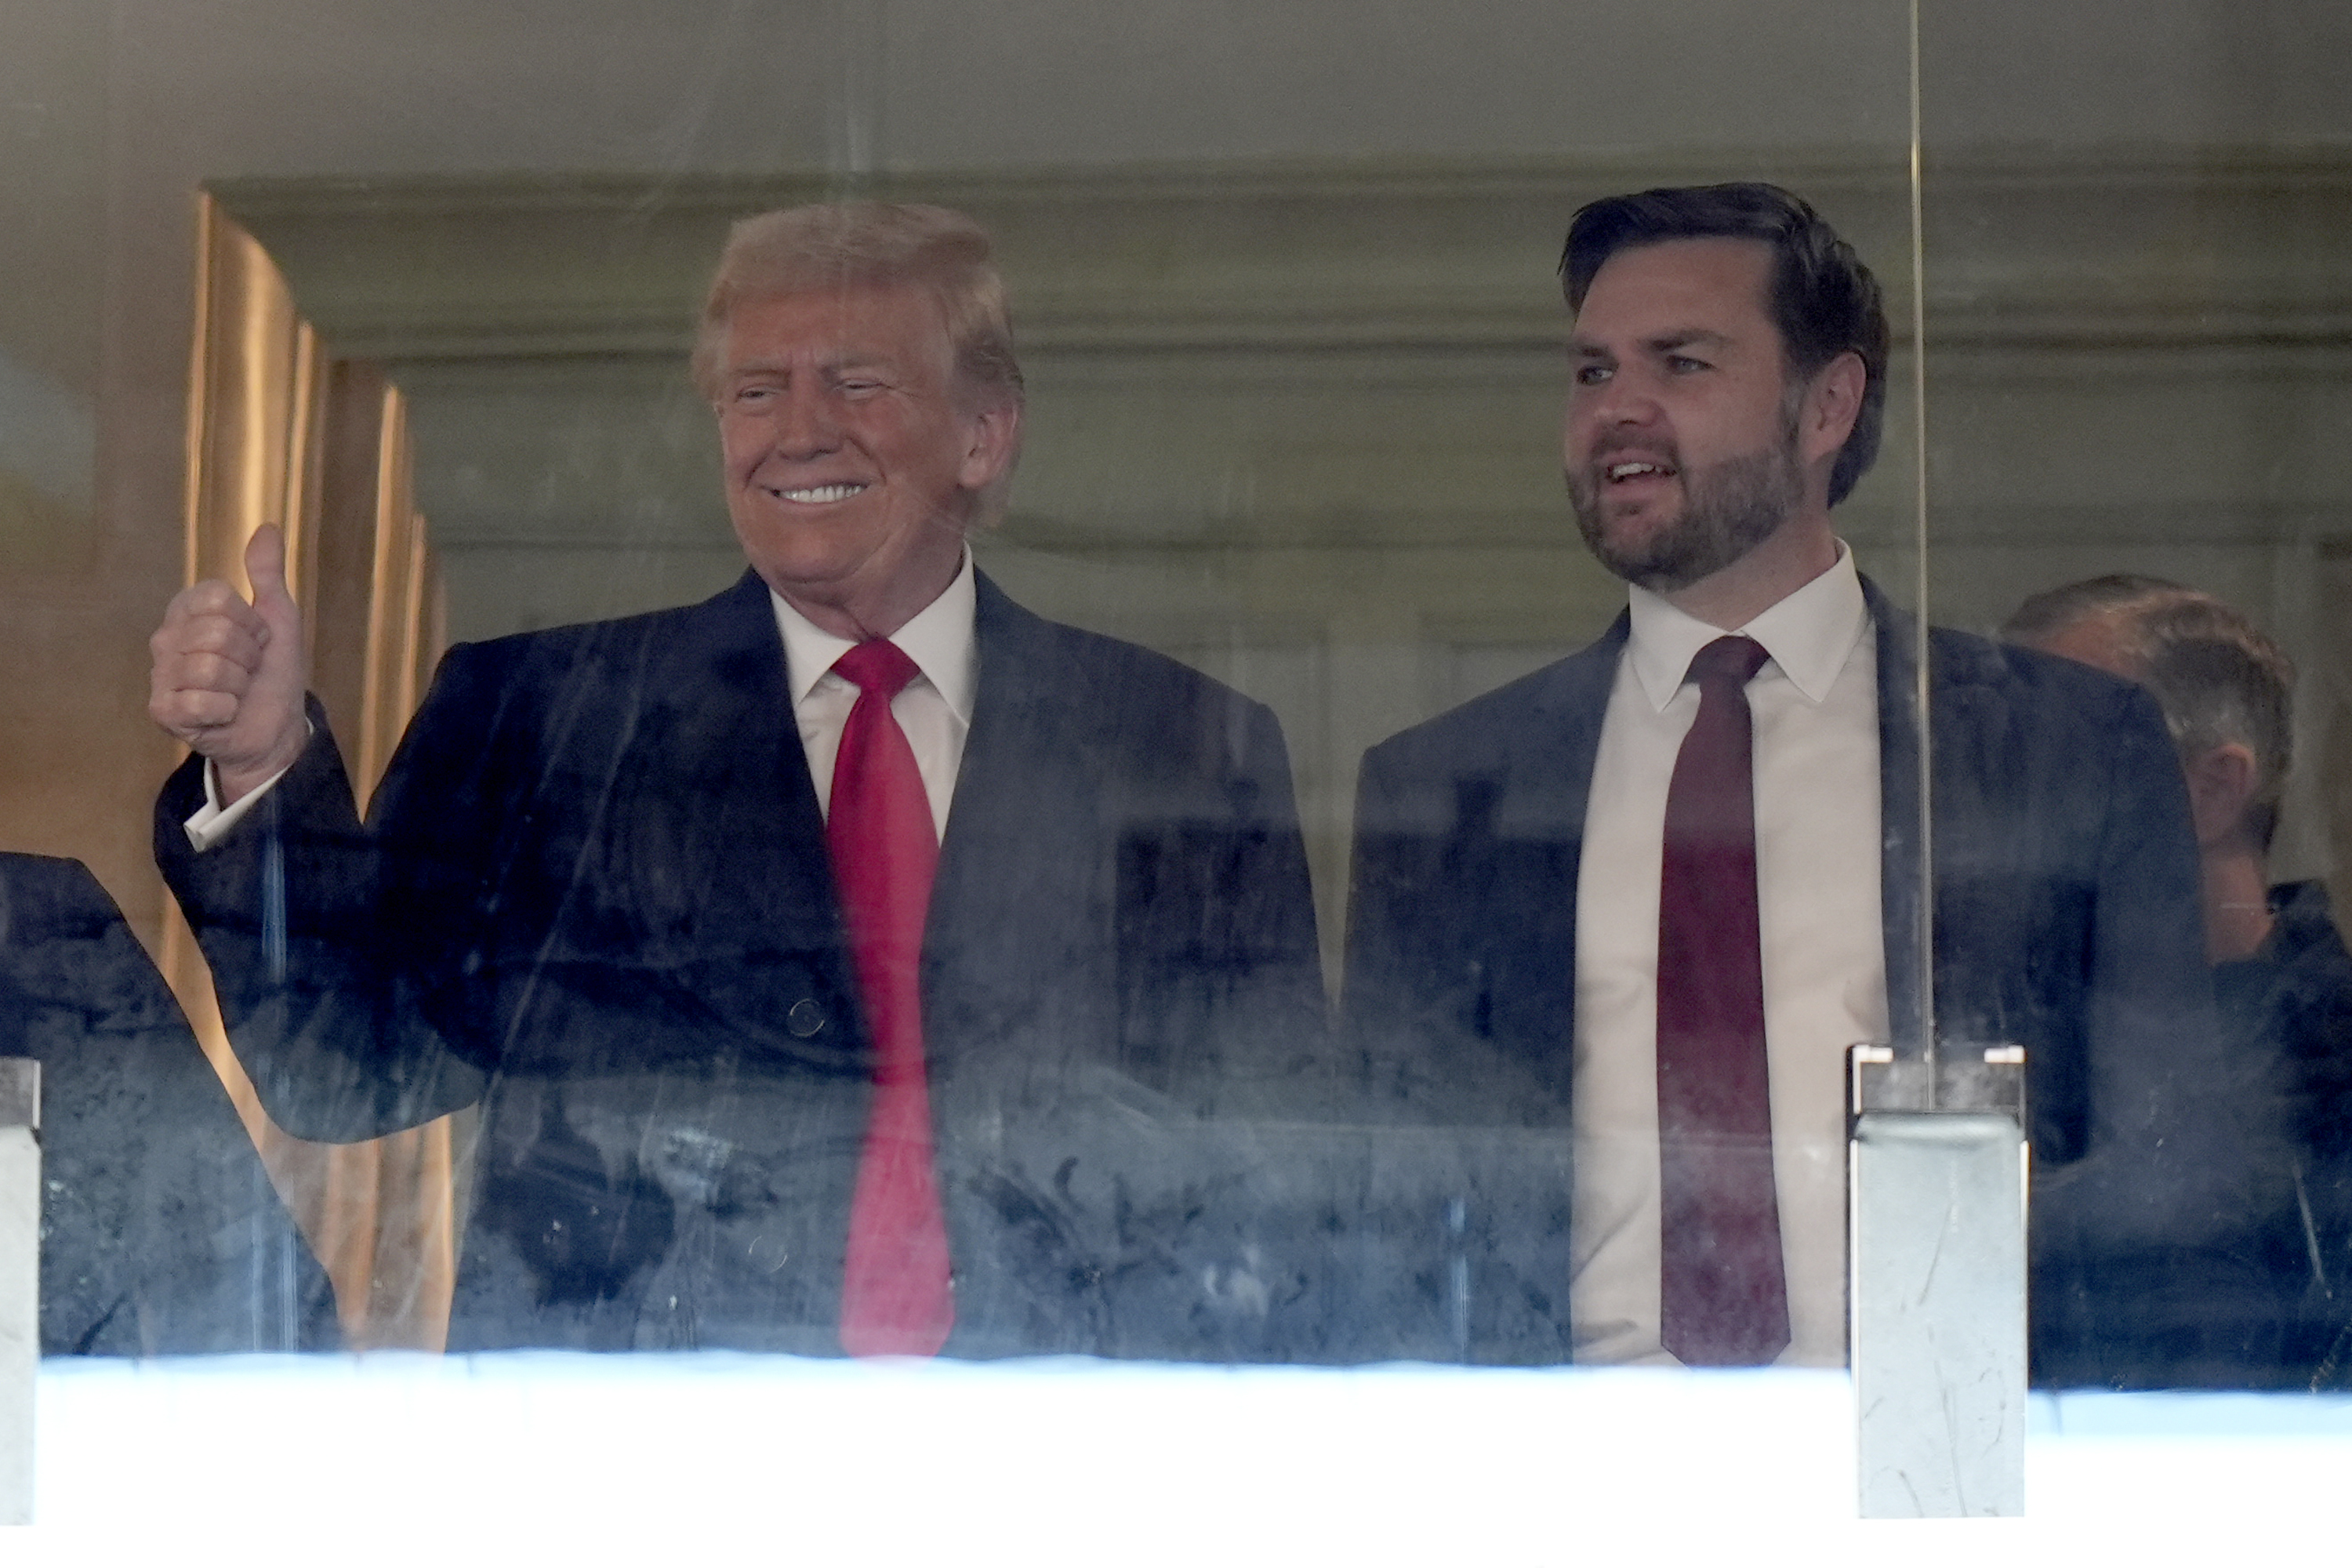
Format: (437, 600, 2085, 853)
(1801, 351, 1866, 467)
(957, 397, 1022, 492)
(2183, 741, 2259, 847)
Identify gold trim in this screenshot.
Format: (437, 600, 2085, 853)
(170, 201, 456, 1352)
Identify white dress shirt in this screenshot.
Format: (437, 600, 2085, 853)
(184, 735, 303, 850)
(187, 553, 980, 850)
(771, 551, 977, 840)
(1569, 544, 1888, 1368)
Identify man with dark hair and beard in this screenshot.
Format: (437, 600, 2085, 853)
(1340, 183, 2228, 1381)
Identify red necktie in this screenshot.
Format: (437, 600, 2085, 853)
(1656, 634, 1789, 1367)
(828, 640, 954, 1356)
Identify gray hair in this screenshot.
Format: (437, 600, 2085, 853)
(2004, 575, 2296, 847)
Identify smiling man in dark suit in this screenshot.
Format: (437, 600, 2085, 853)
(148, 203, 1327, 1358)
(1343, 183, 2233, 1378)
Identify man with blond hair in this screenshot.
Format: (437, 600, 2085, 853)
(150, 203, 1326, 1359)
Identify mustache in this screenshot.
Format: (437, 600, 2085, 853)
(1583, 437, 1681, 470)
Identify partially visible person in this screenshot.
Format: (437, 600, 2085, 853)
(2008, 575, 2352, 1385)
(147, 203, 1329, 1359)
(0, 852, 337, 1353)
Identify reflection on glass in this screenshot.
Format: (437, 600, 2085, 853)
(64, 0, 2352, 1533)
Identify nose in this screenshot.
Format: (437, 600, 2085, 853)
(1585, 365, 1664, 431)
(1566, 371, 1660, 463)
(1571, 376, 1665, 470)
(767, 379, 840, 459)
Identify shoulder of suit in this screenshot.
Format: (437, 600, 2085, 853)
(975, 572, 1269, 717)
(1926, 621, 2143, 715)
(436, 572, 768, 683)
(0, 851, 122, 946)
(1363, 622, 1624, 772)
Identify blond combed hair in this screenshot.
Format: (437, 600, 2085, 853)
(693, 202, 1025, 523)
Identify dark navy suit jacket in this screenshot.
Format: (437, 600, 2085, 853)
(158, 569, 1329, 1359)
(1341, 581, 2244, 1376)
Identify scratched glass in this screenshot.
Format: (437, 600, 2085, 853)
(6, 0, 2343, 1541)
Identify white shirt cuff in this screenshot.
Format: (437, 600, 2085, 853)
(181, 723, 310, 851)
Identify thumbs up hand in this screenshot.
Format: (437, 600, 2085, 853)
(148, 524, 313, 806)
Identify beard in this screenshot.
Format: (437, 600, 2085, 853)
(1568, 423, 1805, 595)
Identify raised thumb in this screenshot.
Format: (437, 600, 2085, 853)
(244, 524, 297, 617)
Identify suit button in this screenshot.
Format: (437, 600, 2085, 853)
(785, 998, 827, 1038)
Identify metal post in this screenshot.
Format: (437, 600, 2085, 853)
(1850, 1044, 2027, 1517)
(0, 1058, 36, 1526)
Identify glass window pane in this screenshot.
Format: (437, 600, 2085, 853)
(0, 0, 2025, 1533)
(1920, 0, 2352, 1403)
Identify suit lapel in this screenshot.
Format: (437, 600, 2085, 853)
(622, 569, 848, 976)
(931, 570, 1047, 902)
(1506, 614, 1624, 837)
(1487, 615, 1624, 1098)
(1871, 579, 2034, 1062)
(920, 572, 1102, 1071)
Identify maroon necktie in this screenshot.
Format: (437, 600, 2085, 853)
(828, 640, 954, 1356)
(1656, 634, 1789, 1367)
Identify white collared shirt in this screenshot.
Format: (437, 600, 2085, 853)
(1569, 544, 1888, 1368)
(771, 550, 977, 842)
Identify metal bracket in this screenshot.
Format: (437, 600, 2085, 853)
(1852, 1040, 2024, 1120)
(0, 1059, 36, 1134)
(1850, 1042, 2027, 1519)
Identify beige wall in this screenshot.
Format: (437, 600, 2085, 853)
(0, 5, 162, 927)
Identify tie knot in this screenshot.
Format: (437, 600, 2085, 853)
(833, 639, 922, 699)
(1686, 635, 1769, 691)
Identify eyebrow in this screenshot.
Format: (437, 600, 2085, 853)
(1570, 328, 1735, 358)
(728, 349, 898, 379)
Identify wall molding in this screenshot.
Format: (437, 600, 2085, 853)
(209, 147, 2352, 364)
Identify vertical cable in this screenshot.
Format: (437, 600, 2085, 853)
(1908, 0, 1937, 1102)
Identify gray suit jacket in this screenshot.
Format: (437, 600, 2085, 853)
(1341, 582, 2244, 1376)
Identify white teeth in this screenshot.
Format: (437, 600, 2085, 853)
(775, 483, 866, 503)
(1607, 462, 1669, 481)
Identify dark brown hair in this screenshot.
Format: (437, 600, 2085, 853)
(1561, 183, 1889, 506)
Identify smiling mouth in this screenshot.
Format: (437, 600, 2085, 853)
(1603, 459, 1677, 483)
(765, 482, 869, 504)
